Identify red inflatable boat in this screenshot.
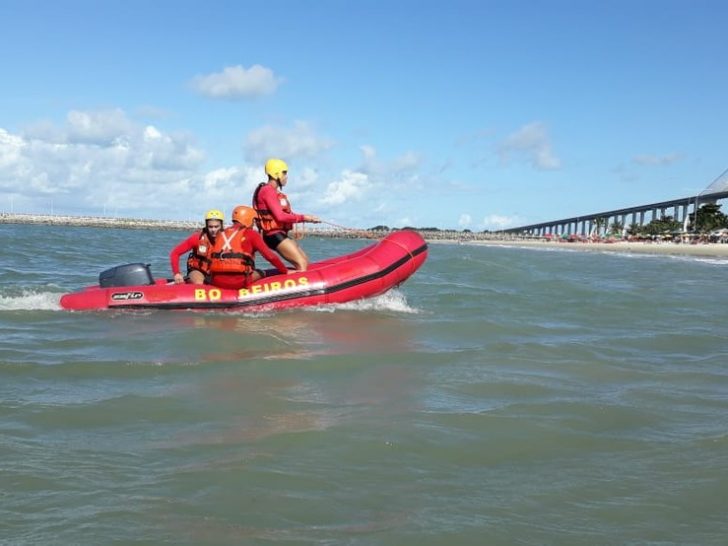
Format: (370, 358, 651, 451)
(60, 230, 428, 311)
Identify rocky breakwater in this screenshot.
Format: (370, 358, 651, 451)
(1, 213, 198, 231)
(1, 213, 496, 242)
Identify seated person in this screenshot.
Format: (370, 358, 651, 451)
(208, 205, 289, 290)
(169, 209, 224, 284)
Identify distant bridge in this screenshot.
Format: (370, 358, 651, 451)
(499, 191, 728, 237)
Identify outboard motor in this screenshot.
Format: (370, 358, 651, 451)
(99, 263, 155, 288)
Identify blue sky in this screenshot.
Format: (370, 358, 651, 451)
(1, 0, 726, 230)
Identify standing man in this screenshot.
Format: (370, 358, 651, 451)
(252, 158, 320, 271)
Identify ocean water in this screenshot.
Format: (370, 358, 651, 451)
(1, 223, 727, 545)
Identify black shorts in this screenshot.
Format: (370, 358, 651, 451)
(263, 231, 288, 249)
(185, 267, 210, 283)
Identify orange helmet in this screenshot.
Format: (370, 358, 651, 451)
(231, 205, 257, 228)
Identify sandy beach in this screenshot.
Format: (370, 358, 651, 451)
(456, 238, 728, 258)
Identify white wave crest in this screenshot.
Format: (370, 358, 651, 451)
(322, 289, 419, 314)
(684, 257, 728, 266)
(0, 289, 62, 310)
(616, 253, 728, 266)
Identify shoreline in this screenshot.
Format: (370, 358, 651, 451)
(3, 212, 728, 258)
(455, 237, 728, 258)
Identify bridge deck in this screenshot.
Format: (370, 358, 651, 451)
(501, 190, 728, 233)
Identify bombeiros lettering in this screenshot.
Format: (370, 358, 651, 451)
(194, 288, 222, 301)
(238, 276, 309, 298)
(192, 277, 310, 301)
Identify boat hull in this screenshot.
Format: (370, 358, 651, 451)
(59, 230, 428, 311)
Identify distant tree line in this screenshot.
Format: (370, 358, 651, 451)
(369, 225, 485, 233)
(639, 203, 727, 236)
(591, 203, 728, 238)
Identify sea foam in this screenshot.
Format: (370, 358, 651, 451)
(324, 289, 419, 314)
(0, 289, 62, 311)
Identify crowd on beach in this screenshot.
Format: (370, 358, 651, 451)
(519, 231, 728, 245)
(452, 229, 728, 258)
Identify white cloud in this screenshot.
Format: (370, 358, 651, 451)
(314, 145, 424, 212)
(0, 109, 210, 215)
(360, 144, 376, 161)
(358, 144, 379, 173)
(358, 145, 422, 175)
(632, 153, 682, 166)
(1, 110, 334, 220)
(203, 166, 242, 193)
(66, 109, 136, 145)
(295, 166, 320, 192)
(482, 214, 521, 230)
(391, 150, 421, 171)
(1, 109, 435, 228)
(144, 125, 162, 140)
(498, 122, 561, 170)
(199, 165, 263, 211)
(0, 129, 24, 168)
(244, 121, 334, 163)
(191, 64, 282, 99)
(458, 213, 472, 228)
(319, 170, 369, 206)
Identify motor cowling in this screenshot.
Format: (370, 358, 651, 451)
(99, 263, 154, 288)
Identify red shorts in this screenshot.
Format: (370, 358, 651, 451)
(208, 274, 250, 290)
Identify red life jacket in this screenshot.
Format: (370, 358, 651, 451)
(186, 230, 214, 274)
(253, 182, 293, 234)
(208, 226, 255, 275)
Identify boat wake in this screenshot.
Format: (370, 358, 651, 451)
(0, 287, 418, 314)
(0, 288, 63, 311)
(317, 289, 420, 314)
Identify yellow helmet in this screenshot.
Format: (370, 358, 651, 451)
(204, 209, 224, 222)
(231, 205, 257, 228)
(264, 158, 288, 180)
